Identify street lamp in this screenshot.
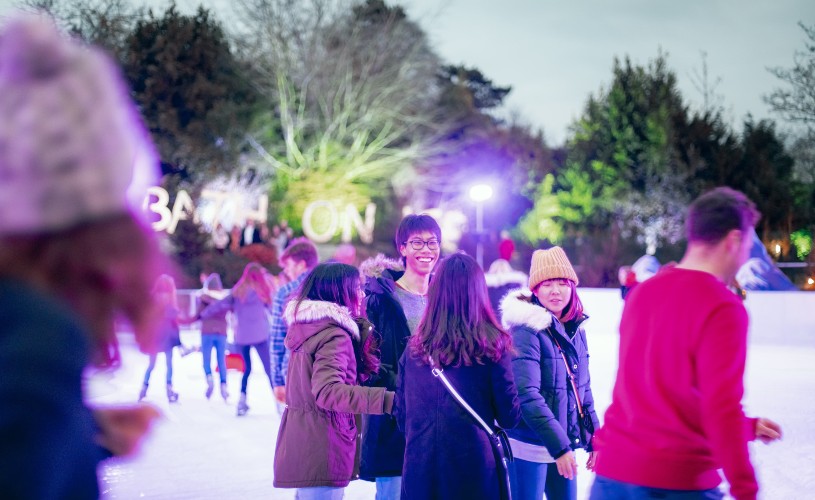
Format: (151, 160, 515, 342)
(469, 183, 494, 268)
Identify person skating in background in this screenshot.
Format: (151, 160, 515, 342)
(197, 273, 230, 401)
(397, 253, 521, 499)
(199, 263, 275, 416)
(269, 238, 320, 411)
(139, 274, 183, 402)
(359, 214, 442, 500)
(0, 14, 164, 498)
(617, 265, 638, 300)
(485, 258, 528, 321)
(500, 246, 601, 500)
(273, 263, 394, 498)
(590, 187, 783, 500)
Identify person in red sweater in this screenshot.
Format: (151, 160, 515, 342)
(590, 187, 782, 500)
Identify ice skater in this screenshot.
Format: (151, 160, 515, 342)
(139, 274, 183, 403)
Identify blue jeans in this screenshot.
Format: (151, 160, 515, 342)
(201, 334, 227, 383)
(143, 348, 174, 385)
(375, 476, 402, 500)
(294, 486, 344, 499)
(508, 458, 576, 500)
(590, 474, 724, 499)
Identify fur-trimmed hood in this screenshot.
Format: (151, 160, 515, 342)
(359, 253, 404, 279)
(499, 288, 554, 332)
(284, 299, 359, 350)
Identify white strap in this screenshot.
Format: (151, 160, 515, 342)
(430, 359, 495, 437)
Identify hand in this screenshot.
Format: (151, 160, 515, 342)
(273, 385, 286, 403)
(555, 450, 578, 480)
(586, 451, 598, 471)
(93, 404, 162, 457)
(755, 417, 783, 444)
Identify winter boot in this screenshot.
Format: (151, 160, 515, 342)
(220, 382, 230, 401)
(237, 393, 249, 416)
(167, 384, 179, 403)
(205, 375, 214, 399)
(138, 383, 148, 402)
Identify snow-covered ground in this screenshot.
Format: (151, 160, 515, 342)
(88, 289, 815, 499)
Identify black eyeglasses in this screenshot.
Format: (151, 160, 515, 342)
(405, 239, 440, 250)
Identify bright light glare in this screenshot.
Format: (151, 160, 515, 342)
(469, 184, 493, 203)
(808, 277, 814, 285)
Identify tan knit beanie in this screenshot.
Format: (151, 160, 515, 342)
(528, 246, 579, 289)
(0, 14, 158, 235)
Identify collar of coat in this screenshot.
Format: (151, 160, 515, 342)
(283, 299, 359, 341)
(499, 288, 554, 332)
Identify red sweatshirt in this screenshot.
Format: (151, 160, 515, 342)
(594, 267, 759, 499)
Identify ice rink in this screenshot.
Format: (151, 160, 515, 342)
(88, 290, 815, 500)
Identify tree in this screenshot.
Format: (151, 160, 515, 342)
(765, 22, 815, 204)
(233, 0, 447, 235)
(20, 0, 143, 60)
(123, 4, 258, 184)
(519, 54, 690, 285)
(765, 22, 815, 129)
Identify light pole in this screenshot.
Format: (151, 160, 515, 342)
(469, 183, 493, 269)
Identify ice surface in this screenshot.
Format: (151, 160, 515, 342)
(88, 290, 815, 499)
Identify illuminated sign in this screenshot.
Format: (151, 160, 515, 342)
(144, 187, 267, 234)
(302, 201, 376, 244)
(143, 187, 375, 244)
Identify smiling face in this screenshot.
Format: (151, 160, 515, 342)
(533, 278, 573, 319)
(400, 230, 440, 278)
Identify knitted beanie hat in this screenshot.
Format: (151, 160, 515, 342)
(0, 14, 157, 235)
(528, 246, 579, 289)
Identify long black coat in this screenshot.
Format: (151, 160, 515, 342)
(359, 258, 409, 479)
(396, 351, 521, 500)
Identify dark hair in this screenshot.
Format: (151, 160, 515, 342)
(294, 262, 361, 313)
(0, 214, 169, 367)
(686, 187, 760, 244)
(394, 213, 441, 262)
(280, 237, 319, 269)
(409, 253, 512, 367)
(293, 263, 380, 380)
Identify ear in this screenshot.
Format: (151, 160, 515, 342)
(725, 229, 744, 252)
(399, 244, 407, 257)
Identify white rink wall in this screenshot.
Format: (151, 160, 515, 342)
(577, 288, 815, 346)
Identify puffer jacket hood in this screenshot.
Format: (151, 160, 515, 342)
(284, 299, 359, 351)
(499, 288, 554, 332)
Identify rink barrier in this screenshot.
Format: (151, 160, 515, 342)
(576, 289, 814, 347)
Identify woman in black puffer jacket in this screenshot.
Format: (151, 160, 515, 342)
(499, 246, 601, 500)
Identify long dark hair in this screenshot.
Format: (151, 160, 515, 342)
(293, 262, 379, 380)
(409, 253, 512, 367)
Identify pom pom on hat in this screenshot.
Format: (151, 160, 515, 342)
(0, 13, 158, 235)
(528, 246, 579, 289)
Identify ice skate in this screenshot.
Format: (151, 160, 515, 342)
(205, 375, 214, 399)
(167, 384, 179, 403)
(179, 344, 198, 357)
(220, 382, 229, 401)
(138, 383, 148, 401)
(237, 393, 249, 416)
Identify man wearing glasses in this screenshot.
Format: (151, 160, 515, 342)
(359, 214, 442, 500)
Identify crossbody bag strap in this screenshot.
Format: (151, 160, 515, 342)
(545, 330, 586, 421)
(429, 356, 495, 437)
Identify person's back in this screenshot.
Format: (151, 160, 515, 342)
(591, 187, 783, 500)
(398, 356, 518, 499)
(596, 266, 751, 489)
